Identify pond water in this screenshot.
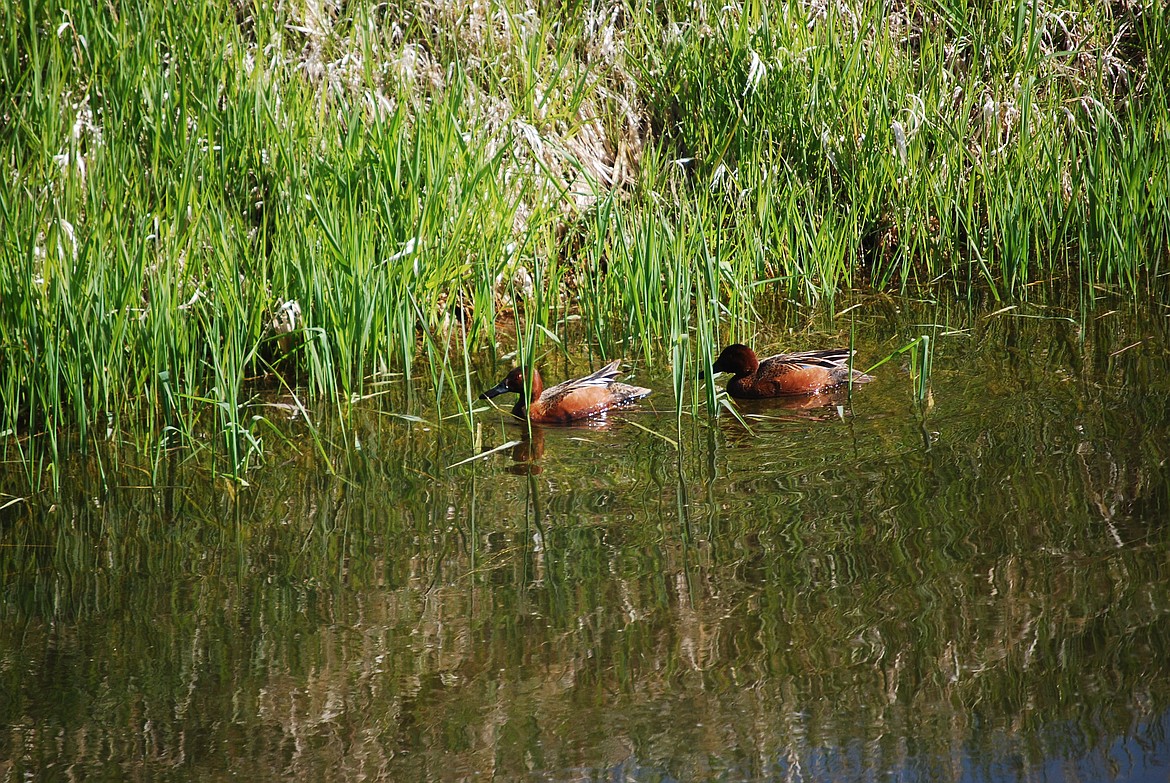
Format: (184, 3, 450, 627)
(2, 291, 1169, 781)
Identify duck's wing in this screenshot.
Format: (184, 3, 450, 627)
(539, 360, 623, 400)
(755, 348, 873, 392)
(759, 349, 854, 371)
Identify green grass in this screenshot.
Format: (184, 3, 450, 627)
(1, 0, 1167, 487)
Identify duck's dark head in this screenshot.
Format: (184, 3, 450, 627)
(711, 344, 760, 375)
(480, 367, 527, 400)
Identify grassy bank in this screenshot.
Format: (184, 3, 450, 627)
(1, 0, 1168, 483)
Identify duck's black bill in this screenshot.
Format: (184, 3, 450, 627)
(701, 363, 728, 380)
(479, 382, 509, 400)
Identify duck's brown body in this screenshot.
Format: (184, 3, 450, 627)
(711, 344, 872, 398)
(480, 361, 651, 424)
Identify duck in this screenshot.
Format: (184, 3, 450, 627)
(710, 344, 873, 398)
(479, 360, 651, 424)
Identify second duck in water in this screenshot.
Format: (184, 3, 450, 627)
(711, 344, 873, 398)
(480, 360, 651, 424)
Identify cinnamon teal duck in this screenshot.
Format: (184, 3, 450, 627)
(710, 344, 873, 398)
(480, 361, 651, 424)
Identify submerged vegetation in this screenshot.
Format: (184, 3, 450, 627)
(1, 0, 1168, 484)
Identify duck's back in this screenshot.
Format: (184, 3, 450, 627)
(731, 350, 870, 397)
(531, 361, 651, 422)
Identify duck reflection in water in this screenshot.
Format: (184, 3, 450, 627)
(732, 386, 856, 420)
(507, 425, 545, 475)
(712, 388, 859, 450)
(505, 416, 634, 475)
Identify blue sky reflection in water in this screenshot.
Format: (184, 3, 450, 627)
(593, 707, 1169, 782)
(1, 292, 1169, 781)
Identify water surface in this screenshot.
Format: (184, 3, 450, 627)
(2, 292, 1169, 781)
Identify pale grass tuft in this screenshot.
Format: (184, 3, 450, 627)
(744, 50, 766, 97)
